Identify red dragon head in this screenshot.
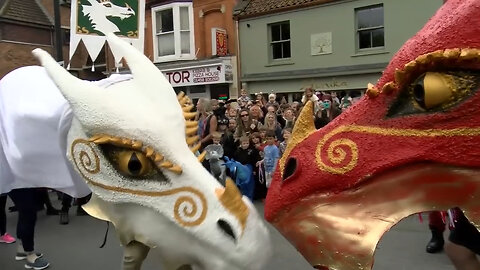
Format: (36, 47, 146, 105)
(265, 1, 480, 269)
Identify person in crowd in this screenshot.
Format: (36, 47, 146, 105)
(331, 91, 340, 105)
(340, 92, 353, 112)
(255, 93, 266, 108)
(227, 101, 239, 119)
(204, 132, 226, 183)
(265, 93, 279, 110)
(0, 193, 15, 244)
(250, 132, 263, 151)
(36, 189, 59, 216)
(261, 112, 283, 142)
(321, 94, 341, 120)
(282, 108, 296, 129)
(234, 136, 260, 169)
(235, 109, 259, 140)
(196, 98, 217, 150)
(301, 87, 321, 115)
(233, 136, 263, 200)
(445, 207, 480, 270)
(238, 89, 250, 104)
(221, 118, 237, 158)
(249, 104, 264, 124)
(9, 188, 50, 269)
(256, 130, 280, 188)
(314, 94, 341, 129)
(279, 128, 292, 155)
(426, 211, 446, 253)
(291, 101, 300, 114)
(59, 193, 91, 225)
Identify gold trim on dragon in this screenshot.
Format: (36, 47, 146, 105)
(316, 125, 480, 175)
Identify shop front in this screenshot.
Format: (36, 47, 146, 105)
(158, 58, 234, 104)
(242, 72, 380, 103)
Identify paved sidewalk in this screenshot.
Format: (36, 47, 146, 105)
(0, 198, 454, 270)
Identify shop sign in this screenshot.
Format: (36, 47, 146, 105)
(162, 63, 233, 87)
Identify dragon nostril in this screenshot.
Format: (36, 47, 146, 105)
(283, 157, 297, 181)
(217, 219, 236, 241)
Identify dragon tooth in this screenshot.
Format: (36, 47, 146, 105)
(197, 151, 207, 163)
(184, 112, 197, 120)
(168, 165, 182, 174)
(186, 135, 199, 145)
(190, 143, 201, 153)
(185, 121, 198, 128)
(186, 126, 198, 136)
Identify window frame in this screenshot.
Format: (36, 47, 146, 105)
(268, 21, 291, 61)
(355, 4, 385, 52)
(152, 2, 195, 63)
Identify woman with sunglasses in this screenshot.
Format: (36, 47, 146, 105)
(234, 109, 259, 141)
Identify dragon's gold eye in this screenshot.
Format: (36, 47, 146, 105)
(413, 72, 454, 109)
(113, 150, 155, 177)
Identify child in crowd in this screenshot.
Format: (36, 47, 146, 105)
(250, 132, 263, 151)
(221, 118, 236, 158)
(234, 136, 260, 168)
(257, 130, 280, 188)
(205, 132, 226, 184)
(279, 128, 292, 155)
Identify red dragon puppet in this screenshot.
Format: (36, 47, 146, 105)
(264, 0, 480, 269)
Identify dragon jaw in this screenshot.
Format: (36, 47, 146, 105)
(265, 1, 480, 269)
(32, 34, 271, 270)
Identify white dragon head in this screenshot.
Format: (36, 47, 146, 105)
(31, 34, 271, 270)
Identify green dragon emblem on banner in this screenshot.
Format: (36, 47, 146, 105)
(76, 0, 139, 38)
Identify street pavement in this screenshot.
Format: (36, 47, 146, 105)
(0, 197, 455, 270)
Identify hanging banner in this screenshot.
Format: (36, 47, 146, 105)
(69, 0, 145, 67)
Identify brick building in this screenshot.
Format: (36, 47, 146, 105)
(145, 0, 240, 101)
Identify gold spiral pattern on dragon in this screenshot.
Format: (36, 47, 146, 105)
(315, 129, 359, 175)
(71, 139, 208, 227)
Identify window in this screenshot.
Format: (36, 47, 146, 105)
(152, 3, 194, 62)
(269, 21, 291, 60)
(356, 4, 384, 50)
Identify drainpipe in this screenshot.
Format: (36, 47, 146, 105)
(53, 0, 63, 62)
(235, 19, 241, 97)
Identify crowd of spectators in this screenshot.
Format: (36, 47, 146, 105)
(194, 87, 361, 200)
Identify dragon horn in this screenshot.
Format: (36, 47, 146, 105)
(32, 49, 105, 106)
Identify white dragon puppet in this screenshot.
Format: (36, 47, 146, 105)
(0, 34, 271, 270)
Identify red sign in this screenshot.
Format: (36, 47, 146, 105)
(212, 28, 227, 56)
